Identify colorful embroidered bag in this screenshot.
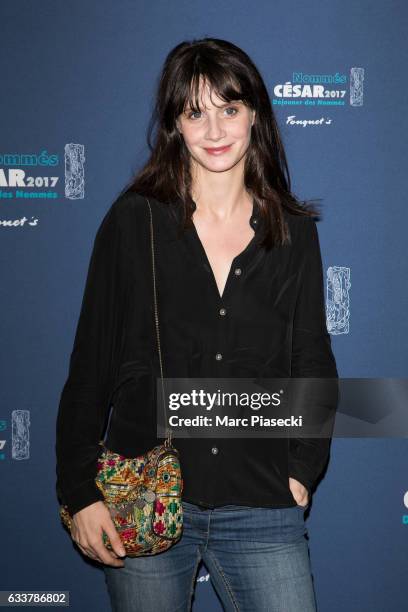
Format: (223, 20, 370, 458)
(59, 197, 183, 557)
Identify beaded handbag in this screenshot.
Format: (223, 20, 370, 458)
(59, 197, 183, 557)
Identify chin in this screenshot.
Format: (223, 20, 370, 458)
(195, 153, 243, 173)
(202, 161, 238, 173)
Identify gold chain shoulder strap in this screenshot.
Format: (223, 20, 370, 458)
(145, 197, 172, 447)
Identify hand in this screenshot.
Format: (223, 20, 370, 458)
(71, 501, 126, 567)
(289, 477, 310, 507)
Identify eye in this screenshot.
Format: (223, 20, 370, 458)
(186, 106, 239, 120)
(187, 110, 202, 120)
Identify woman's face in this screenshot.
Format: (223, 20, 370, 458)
(176, 78, 255, 174)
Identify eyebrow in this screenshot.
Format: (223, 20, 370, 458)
(184, 100, 243, 112)
(216, 100, 243, 107)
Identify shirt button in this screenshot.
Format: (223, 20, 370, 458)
(219, 308, 227, 316)
(215, 352, 223, 360)
(234, 267, 242, 276)
(211, 447, 219, 455)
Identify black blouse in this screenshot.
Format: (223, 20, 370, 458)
(55, 191, 339, 516)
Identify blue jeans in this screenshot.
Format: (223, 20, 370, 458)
(103, 501, 317, 612)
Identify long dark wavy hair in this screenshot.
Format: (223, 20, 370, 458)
(121, 37, 321, 249)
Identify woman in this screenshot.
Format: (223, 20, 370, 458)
(56, 38, 338, 611)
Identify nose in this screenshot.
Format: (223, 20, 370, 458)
(205, 113, 225, 140)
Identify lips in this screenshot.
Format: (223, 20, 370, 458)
(204, 145, 232, 155)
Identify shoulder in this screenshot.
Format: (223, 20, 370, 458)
(88, 191, 150, 260)
(283, 210, 318, 250)
(99, 190, 153, 237)
(108, 190, 149, 223)
(109, 190, 171, 226)
(97, 190, 175, 256)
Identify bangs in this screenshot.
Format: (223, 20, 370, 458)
(176, 68, 251, 116)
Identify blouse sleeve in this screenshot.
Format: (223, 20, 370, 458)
(55, 196, 130, 516)
(288, 217, 339, 496)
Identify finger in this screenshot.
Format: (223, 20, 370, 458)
(74, 532, 110, 564)
(290, 485, 308, 502)
(299, 495, 309, 507)
(291, 490, 308, 506)
(76, 542, 100, 562)
(89, 536, 125, 567)
(102, 520, 127, 558)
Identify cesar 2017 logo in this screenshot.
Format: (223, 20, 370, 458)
(0, 410, 30, 460)
(403, 491, 408, 525)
